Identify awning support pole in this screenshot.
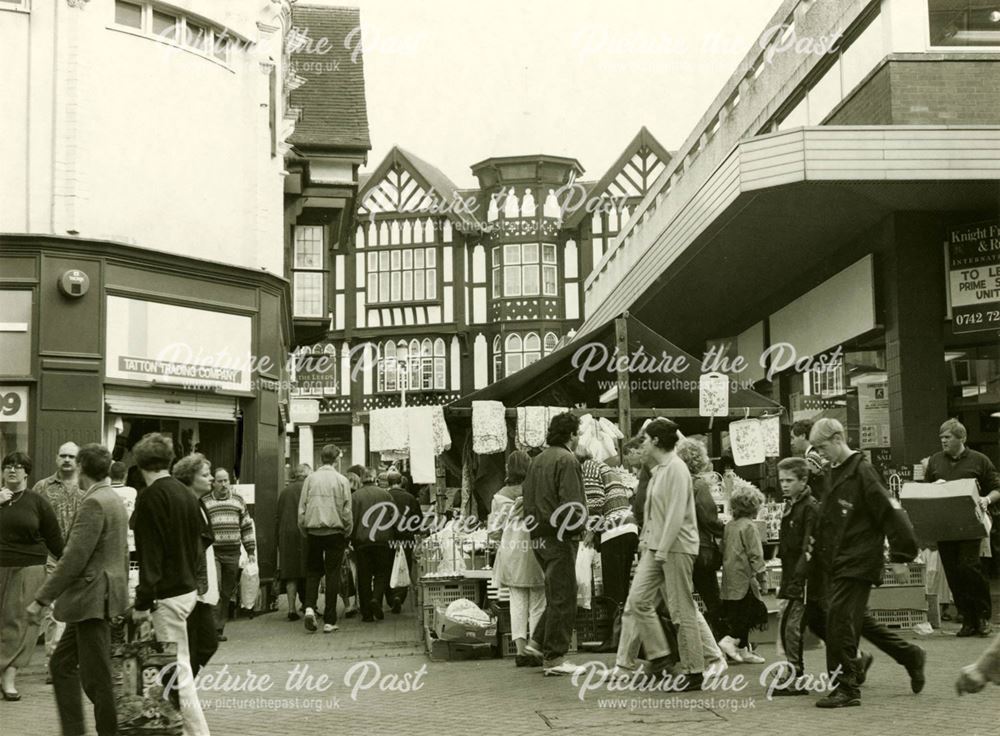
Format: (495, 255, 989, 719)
(615, 313, 631, 438)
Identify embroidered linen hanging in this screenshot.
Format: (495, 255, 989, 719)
(472, 400, 507, 454)
(699, 372, 729, 417)
(729, 418, 765, 466)
(760, 415, 781, 458)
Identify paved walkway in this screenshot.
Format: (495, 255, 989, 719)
(4, 599, 999, 736)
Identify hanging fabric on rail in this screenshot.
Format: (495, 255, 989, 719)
(472, 400, 507, 454)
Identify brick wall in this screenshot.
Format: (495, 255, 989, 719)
(828, 60, 1000, 126)
(890, 61, 1000, 125)
(827, 64, 893, 125)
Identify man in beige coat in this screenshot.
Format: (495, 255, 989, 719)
(27, 443, 129, 736)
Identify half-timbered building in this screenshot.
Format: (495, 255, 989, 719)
(286, 123, 672, 467)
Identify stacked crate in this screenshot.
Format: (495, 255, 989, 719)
(868, 562, 928, 629)
(419, 577, 480, 645)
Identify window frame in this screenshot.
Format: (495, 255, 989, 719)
(366, 245, 439, 305)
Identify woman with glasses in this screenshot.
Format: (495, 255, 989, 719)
(0, 452, 64, 701)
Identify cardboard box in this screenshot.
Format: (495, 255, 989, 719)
(433, 605, 497, 643)
(900, 479, 986, 544)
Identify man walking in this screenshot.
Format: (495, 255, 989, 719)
(925, 418, 999, 637)
(612, 418, 703, 690)
(201, 468, 256, 641)
(32, 441, 81, 680)
(809, 418, 926, 708)
(298, 444, 353, 633)
(130, 433, 209, 736)
(522, 412, 588, 677)
(351, 467, 395, 622)
(384, 469, 422, 613)
(27, 444, 128, 736)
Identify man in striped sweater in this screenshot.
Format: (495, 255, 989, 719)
(201, 468, 256, 641)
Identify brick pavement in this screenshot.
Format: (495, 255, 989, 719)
(4, 599, 1000, 736)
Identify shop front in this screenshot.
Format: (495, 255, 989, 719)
(0, 235, 291, 581)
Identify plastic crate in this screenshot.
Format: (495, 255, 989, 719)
(575, 602, 614, 644)
(868, 608, 928, 629)
(880, 562, 925, 587)
(419, 578, 480, 608)
(499, 632, 518, 658)
(490, 603, 512, 635)
(764, 566, 783, 592)
(693, 593, 706, 614)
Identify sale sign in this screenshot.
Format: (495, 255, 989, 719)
(947, 221, 1000, 335)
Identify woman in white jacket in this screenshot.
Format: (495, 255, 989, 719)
(489, 450, 545, 667)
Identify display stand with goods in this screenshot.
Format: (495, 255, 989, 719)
(111, 617, 183, 736)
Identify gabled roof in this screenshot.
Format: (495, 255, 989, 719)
(288, 5, 371, 152)
(564, 127, 672, 228)
(357, 146, 482, 229)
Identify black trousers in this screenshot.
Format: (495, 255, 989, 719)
(305, 533, 347, 625)
(939, 539, 992, 626)
(692, 550, 723, 638)
(600, 532, 638, 608)
(822, 576, 922, 699)
(186, 601, 218, 678)
(356, 544, 393, 619)
(530, 536, 577, 664)
(50, 619, 117, 736)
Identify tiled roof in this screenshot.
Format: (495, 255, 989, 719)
(288, 5, 371, 151)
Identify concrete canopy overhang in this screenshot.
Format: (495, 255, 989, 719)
(579, 126, 1000, 353)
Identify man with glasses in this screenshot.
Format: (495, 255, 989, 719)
(201, 467, 256, 641)
(31, 442, 82, 681)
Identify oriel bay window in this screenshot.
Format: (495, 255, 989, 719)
(293, 226, 325, 318)
(367, 247, 437, 304)
(376, 338, 447, 392)
(492, 243, 558, 297)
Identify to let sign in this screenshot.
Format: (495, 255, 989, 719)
(947, 221, 1000, 334)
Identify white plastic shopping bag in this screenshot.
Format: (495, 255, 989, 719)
(239, 560, 260, 610)
(389, 546, 411, 589)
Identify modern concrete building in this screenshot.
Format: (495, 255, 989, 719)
(577, 0, 1000, 475)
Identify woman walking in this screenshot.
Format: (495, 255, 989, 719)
(489, 450, 546, 667)
(0, 452, 64, 700)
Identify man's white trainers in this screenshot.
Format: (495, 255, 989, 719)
(738, 647, 766, 664)
(717, 636, 743, 663)
(323, 624, 338, 633)
(304, 608, 317, 632)
(543, 661, 586, 677)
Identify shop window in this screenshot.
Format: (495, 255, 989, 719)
(929, 0, 1000, 47)
(494, 243, 559, 298)
(0, 291, 32, 376)
(293, 226, 325, 317)
(366, 246, 437, 304)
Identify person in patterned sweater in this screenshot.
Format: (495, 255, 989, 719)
(201, 468, 255, 641)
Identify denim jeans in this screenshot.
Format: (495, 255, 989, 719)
(530, 536, 578, 666)
(213, 548, 240, 634)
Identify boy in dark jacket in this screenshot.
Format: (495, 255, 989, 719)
(771, 457, 819, 695)
(809, 419, 925, 709)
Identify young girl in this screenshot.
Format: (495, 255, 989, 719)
(718, 483, 768, 664)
